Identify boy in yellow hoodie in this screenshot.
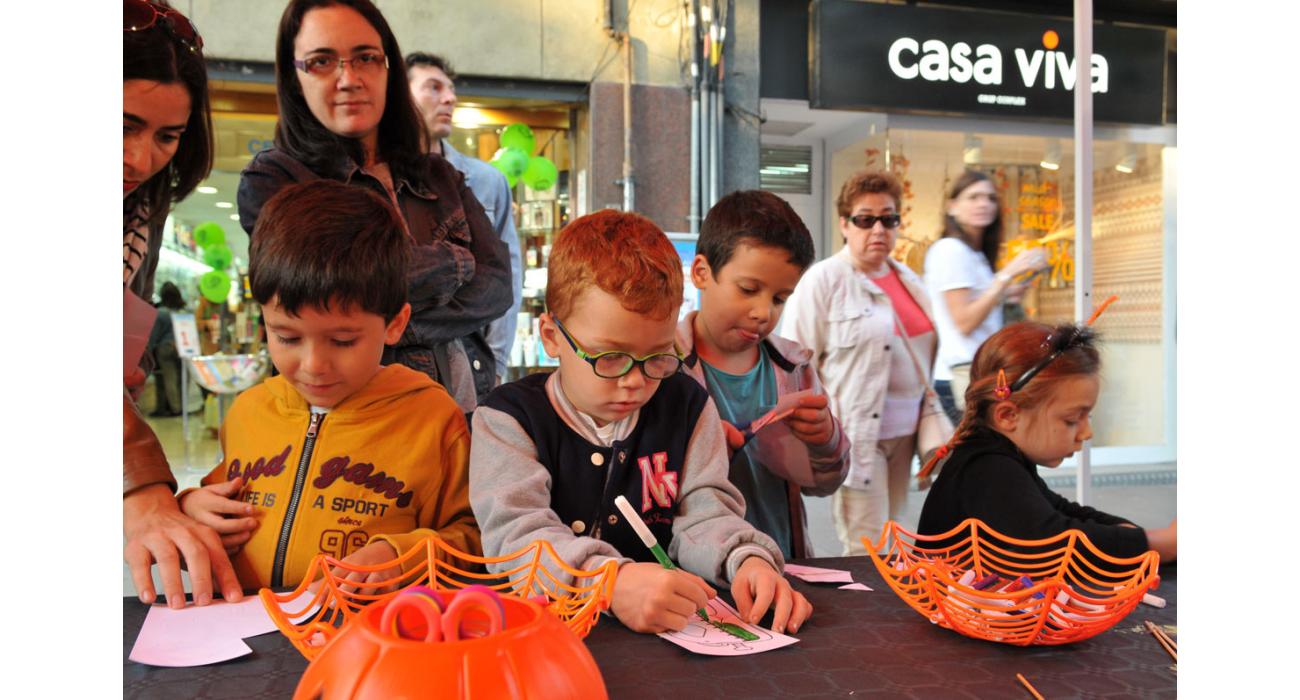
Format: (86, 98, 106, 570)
(179, 180, 478, 591)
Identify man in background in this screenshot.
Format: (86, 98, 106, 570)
(407, 52, 523, 384)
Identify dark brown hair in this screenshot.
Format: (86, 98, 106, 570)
(273, 0, 429, 176)
(124, 0, 212, 225)
(250, 180, 409, 321)
(941, 169, 1002, 270)
(917, 321, 1102, 481)
(698, 190, 815, 273)
(404, 51, 457, 80)
(836, 170, 903, 219)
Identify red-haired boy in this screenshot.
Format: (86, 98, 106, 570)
(470, 210, 812, 635)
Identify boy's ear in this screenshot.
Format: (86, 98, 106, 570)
(989, 400, 1019, 432)
(383, 303, 412, 345)
(537, 312, 562, 359)
(689, 254, 713, 289)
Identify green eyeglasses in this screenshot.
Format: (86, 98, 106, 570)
(553, 318, 684, 380)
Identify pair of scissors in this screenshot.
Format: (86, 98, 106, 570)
(381, 585, 505, 642)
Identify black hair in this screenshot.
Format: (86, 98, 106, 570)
(158, 281, 185, 310)
(698, 190, 815, 273)
(123, 0, 212, 226)
(942, 169, 1002, 270)
(404, 51, 457, 80)
(273, 0, 429, 177)
(250, 180, 409, 321)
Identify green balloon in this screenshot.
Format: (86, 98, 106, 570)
(490, 147, 530, 179)
(203, 243, 233, 270)
(499, 123, 535, 154)
(193, 222, 226, 248)
(522, 156, 559, 191)
(199, 270, 232, 303)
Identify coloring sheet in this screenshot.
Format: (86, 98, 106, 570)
(784, 563, 854, 584)
(657, 598, 799, 656)
(129, 591, 320, 667)
(747, 389, 814, 435)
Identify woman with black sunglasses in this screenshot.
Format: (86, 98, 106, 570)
(123, 0, 244, 609)
(237, 0, 512, 413)
(924, 170, 1050, 423)
(780, 170, 942, 554)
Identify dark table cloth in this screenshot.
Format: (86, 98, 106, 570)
(124, 556, 1176, 699)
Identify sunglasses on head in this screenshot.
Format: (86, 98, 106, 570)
(848, 213, 901, 230)
(124, 0, 203, 52)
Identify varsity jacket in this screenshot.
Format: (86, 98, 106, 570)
(917, 426, 1149, 558)
(676, 312, 850, 558)
(469, 371, 782, 588)
(197, 364, 479, 590)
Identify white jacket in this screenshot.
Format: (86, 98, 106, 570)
(778, 250, 937, 490)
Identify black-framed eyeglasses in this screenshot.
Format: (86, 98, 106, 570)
(293, 52, 389, 77)
(124, 0, 203, 52)
(1009, 326, 1083, 392)
(848, 213, 901, 230)
(552, 318, 684, 380)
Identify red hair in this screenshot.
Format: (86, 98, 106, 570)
(546, 209, 683, 321)
(918, 321, 1102, 482)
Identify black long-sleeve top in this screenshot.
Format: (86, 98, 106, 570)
(916, 427, 1149, 559)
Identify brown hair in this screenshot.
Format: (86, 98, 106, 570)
(836, 170, 903, 219)
(941, 169, 1002, 269)
(250, 180, 409, 321)
(546, 209, 683, 321)
(917, 321, 1102, 482)
(698, 190, 815, 273)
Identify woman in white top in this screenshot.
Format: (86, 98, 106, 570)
(781, 171, 941, 553)
(924, 170, 1047, 421)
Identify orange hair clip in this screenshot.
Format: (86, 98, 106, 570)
(993, 369, 1011, 401)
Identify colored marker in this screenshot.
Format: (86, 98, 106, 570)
(613, 495, 709, 622)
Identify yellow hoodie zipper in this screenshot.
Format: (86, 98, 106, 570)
(270, 410, 324, 588)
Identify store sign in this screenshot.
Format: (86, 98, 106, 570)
(810, 0, 1167, 124)
(172, 313, 202, 358)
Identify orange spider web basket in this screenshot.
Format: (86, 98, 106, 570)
(259, 536, 618, 660)
(863, 519, 1161, 646)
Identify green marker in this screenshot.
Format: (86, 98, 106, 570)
(613, 495, 709, 622)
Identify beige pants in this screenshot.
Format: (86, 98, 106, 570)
(832, 433, 917, 556)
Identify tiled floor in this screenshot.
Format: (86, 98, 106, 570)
(125, 413, 1177, 595)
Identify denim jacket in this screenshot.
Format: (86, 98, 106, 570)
(238, 148, 513, 410)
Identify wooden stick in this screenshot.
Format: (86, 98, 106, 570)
(1016, 673, 1046, 700)
(1145, 621, 1177, 662)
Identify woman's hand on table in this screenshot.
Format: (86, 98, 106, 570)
(785, 393, 835, 448)
(124, 484, 243, 608)
(731, 556, 812, 635)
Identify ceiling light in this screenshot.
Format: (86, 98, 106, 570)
(963, 134, 983, 165)
(215, 202, 234, 209)
(1115, 144, 1138, 174)
(1040, 139, 1061, 171)
(229, 213, 240, 221)
(452, 107, 485, 128)
(197, 185, 218, 194)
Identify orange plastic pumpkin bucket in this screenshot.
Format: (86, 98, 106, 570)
(293, 593, 607, 700)
(863, 519, 1161, 646)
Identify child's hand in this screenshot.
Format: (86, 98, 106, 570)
(721, 420, 746, 457)
(177, 477, 259, 555)
(731, 556, 812, 635)
(611, 562, 716, 633)
(318, 540, 403, 596)
(784, 393, 835, 448)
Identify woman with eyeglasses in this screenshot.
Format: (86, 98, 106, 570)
(924, 170, 1049, 423)
(238, 0, 512, 413)
(780, 170, 940, 553)
(124, 0, 244, 609)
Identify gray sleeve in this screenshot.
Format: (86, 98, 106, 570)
(668, 398, 784, 585)
(469, 406, 631, 590)
(481, 169, 523, 378)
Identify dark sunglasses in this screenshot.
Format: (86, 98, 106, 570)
(848, 213, 901, 230)
(124, 0, 204, 52)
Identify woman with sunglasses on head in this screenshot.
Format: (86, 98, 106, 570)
(124, 0, 245, 609)
(238, 0, 512, 412)
(780, 170, 942, 553)
(924, 170, 1050, 423)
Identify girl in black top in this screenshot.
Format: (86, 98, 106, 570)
(915, 320, 1176, 561)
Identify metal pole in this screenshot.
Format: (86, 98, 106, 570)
(622, 31, 635, 212)
(180, 359, 190, 467)
(690, 85, 700, 232)
(712, 66, 722, 207)
(701, 83, 711, 209)
(1073, 0, 1094, 505)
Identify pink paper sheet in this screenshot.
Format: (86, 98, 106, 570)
(129, 597, 286, 667)
(783, 563, 854, 584)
